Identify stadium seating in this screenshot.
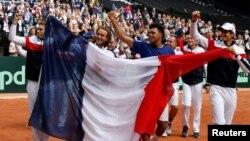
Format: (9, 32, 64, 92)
(99, 0, 249, 33)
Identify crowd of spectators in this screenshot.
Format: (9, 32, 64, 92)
(0, 0, 250, 61)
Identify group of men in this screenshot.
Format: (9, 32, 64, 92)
(8, 9, 250, 141)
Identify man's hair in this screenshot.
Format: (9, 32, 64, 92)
(96, 26, 112, 42)
(37, 19, 46, 26)
(149, 23, 164, 36)
(169, 35, 177, 43)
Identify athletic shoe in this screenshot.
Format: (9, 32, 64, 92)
(193, 132, 200, 138)
(181, 125, 189, 137)
(166, 123, 172, 135)
(161, 130, 168, 137)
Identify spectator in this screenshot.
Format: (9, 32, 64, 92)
(28, 26, 36, 36)
(23, 4, 33, 36)
(107, 36, 118, 57)
(236, 34, 245, 50)
(213, 30, 221, 43)
(245, 37, 250, 62)
(9, 41, 17, 56)
(117, 42, 128, 59)
(243, 29, 249, 42)
(0, 13, 11, 56)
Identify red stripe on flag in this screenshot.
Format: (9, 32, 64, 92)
(135, 48, 228, 136)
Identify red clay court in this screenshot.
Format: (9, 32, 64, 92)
(0, 89, 249, 141)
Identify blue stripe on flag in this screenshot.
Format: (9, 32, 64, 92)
(29, 16, 88, 141)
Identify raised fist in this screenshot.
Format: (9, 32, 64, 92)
(192, 10, 200, 22)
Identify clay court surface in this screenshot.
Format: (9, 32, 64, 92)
(0, 89, 249, 141)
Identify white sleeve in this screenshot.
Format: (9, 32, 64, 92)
(15, 44, 27, 58)
(235, 55, 250, 73)
(8, 25, 26, 47)
(190, 21, 209, 49)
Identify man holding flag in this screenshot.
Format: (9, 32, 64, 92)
(108, 10, 175, 141)
(29, 16, 231, 141)
(9, 12, 49, 141)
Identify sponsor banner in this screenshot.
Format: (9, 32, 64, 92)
(0, 57, 249, 93)
(208, 125, 250, 140)
(0, 57, 27, 93)
(237, 68, 249, 87)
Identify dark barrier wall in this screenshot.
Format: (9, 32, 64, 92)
(0, 57, 249, 93)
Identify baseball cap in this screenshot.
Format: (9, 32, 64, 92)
(217, 22, 236, 34)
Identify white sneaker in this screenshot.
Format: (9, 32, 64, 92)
(161, 130, 168, 137)
(166, 124, 172, 135)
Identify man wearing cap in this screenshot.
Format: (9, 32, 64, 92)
(190, 10, 250, 126)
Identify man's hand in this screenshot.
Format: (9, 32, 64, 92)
(227, 47, 238, 56)
(13, 13, 22, 25)
(192, 10, 200, 22)
(108, 11, 117, 21)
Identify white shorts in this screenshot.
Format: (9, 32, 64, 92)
(27, 80, 39, 114)
(159, 104, 169, 121)
(169, 82, 180, 106)
(159, 82, 180, 121)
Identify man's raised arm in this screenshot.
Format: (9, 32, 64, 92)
(190, 10, 208, 49)
(9, 13, 26, 47)
(108, 11, 134, 48)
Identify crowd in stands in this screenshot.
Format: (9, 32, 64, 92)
(0, 0, 250, 61)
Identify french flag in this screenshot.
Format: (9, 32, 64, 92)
(29, 16, 228, 141)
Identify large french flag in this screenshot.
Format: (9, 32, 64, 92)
(29, 16, 228, 141)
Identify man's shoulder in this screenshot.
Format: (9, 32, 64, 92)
(133, 39, 149, 47)
(163, 45, 175, 52)
(134, 39, 146, 44)
(163, 44, 172, 49)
